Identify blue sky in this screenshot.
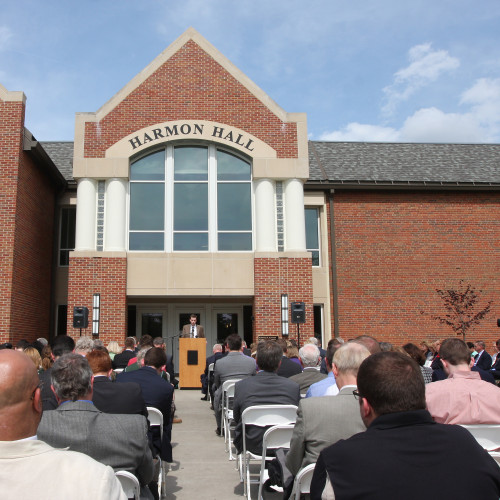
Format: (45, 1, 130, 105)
(1, 0, 500, 143)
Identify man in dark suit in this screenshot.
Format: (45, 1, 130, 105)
(39, 335, 75, 411)
(153, 337, 177, 387)
(201, 343, 224, 400)
(86, 350, 148, 417)
(289, 344, 326, 394)
(112, 337, 136, 369)
(311, 351, 500, 500)
(490, 339, 500, 380)
(276, 338, 302, 378)
(181, 314, 205, 338)
(233, 340, 300, 455)
(37, 353, 154, 498)
(117, 347, 174, 463)
(474, 340, 493, 370)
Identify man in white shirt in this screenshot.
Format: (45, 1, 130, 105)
(0, 350, 126, 500)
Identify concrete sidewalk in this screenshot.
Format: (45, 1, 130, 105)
(165, 389, 283, 499)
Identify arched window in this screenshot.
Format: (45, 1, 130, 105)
(129, 144, 252, 251)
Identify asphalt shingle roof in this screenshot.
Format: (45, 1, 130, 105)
(40, 142, 74, 182)
(39, 140, 500, 188)
(308, 141, 500, 186)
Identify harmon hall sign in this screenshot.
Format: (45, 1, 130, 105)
(128, 123, 255, 152)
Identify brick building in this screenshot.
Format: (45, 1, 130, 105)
(1, 29, 498, 360)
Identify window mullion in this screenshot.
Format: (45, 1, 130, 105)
(166, 146, 174, 252)
(208, 145, 217, 251)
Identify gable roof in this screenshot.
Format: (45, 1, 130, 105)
(308, 141, 500, 189)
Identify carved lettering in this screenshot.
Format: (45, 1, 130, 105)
(142, 132, 153, 144)
(194, 124, 204, 135)
(212, 126, 224, 138)
(164, 125, 179, 137)
(152, 128, 164, 140)
(180, 124, 191, 135)
(129, 136, 142, 149)
(223, 131, 234, 142)
(235, 134, 245, 146)
(245, 139, 254, 151)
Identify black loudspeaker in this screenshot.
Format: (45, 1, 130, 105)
(291, 302, 306, 324)
(497, 318, 500, 328)
(73, 307, 89, 329)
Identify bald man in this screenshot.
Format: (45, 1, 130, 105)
(0, 350, 126, 500)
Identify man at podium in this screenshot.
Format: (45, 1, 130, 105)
(181, 314, 205, 338)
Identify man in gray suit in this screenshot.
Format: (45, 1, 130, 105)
(37, 353, 154, 499)
(285, 341, 370, 476)
(289, 344, 327, 394)
(213, 333, 256, 435)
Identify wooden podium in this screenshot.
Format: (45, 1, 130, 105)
(179, 338, 206, 389)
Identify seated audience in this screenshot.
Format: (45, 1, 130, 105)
(311, 351, 500, 500)
(152, 337, 177, 387)
(40, 344, 53, 370)
(490, 339, 500, 380)
(402, 342, 433, 383)
(87, 350, 148, 418)
(106, 340, 121, 361)
(117, 347, 174, 463)
(113, 336, 137, 369)
(39, 335, 75, 411)
(212, 334, 256, 435)
(201, 343, 223, 401)
(289, 344, 326, 393)
(426, 338, 500, 424)
(23, 346, 42, 373)
(306, 340, 338, 397)
(286, 340, 301, 366)
(474, 340, 493, 370)
(74, 336, 94, 356)
(0, 350, 126, 500)
(286, 342, 370, 477)
(37, 353, 154, 499)
(306, 336, 326, 359)
(276, 338, 302, 378)
(319, 337, 343, 374)
(233, 340, 300, 455)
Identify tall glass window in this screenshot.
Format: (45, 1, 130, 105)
(59, 207, 76, 266)
(129, 145, 252, 251)
(305, 207, 320, 266)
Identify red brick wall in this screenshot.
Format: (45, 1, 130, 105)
(254, 257, 314, 346)
(83, 40, 298, 159)
(10, 152, 56, 343)
(0, 98, 23, 343)
(67, 256, 127, 344)
(332, 190, 500, 347)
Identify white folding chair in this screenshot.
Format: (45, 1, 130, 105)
(147, 407, 166, 499)
(221, 379, 239, 459)
(115, 470, 140, 500)
(256, 424, 295, 500)
(239, 405, 298, 500)
(290, 463, 316, 500)
(207, 362, 215, 405)
(460, 424, 500, 451)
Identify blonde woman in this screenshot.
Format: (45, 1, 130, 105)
(24, 346, 42, 374)
(106, 341, 121, 361)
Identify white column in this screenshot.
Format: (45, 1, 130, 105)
(104, 178, 127, 251)
(284, 178, 306, 251)
(75, 178, 97, 251)
(254, 178, 276, 252)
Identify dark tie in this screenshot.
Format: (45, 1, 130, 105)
(191, 326, 195, 338)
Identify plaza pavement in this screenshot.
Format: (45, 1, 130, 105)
(165, 388, 283, 500)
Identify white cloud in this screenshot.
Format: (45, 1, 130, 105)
(320, 123, 399, 142)
(382, 43, 460, 116)
(0, 26, 13, 49)
(319, 77, 500, 143)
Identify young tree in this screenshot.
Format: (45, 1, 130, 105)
(426, 280, 493, 341)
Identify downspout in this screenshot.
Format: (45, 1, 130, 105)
(328, 189, 340, 337)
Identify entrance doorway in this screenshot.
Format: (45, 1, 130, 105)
(131, 303, 252, 371)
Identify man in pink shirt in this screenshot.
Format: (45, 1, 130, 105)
(426, 338, 500, 424)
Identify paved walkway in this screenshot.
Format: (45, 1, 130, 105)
(165, 389, 282, 500)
